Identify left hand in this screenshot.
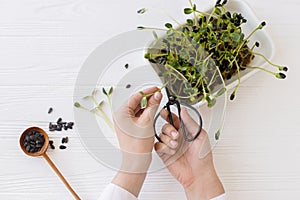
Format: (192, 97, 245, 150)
(113, 86, 162, 172)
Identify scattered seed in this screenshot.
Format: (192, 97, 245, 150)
(49, 140, 55, 149)
(62, 137, 69, 144)
(230, 93, 235, 100)
(48, 107, 53, 114)
(124, 63, 129, 69)
(57, 118, 62, 124)
(59, 145, 67, 150)
(63, 125, 68, 131)
(126, 84, 131, 89)
(56, 125, 62, 131)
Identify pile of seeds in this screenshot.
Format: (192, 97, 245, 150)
(23, 131, 45, 153)
(47, 107, 73, 150)
(49, 118, 74, 131)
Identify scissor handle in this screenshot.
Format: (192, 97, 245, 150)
(153, 102, 202, 142)
(179, 103, 202, 142)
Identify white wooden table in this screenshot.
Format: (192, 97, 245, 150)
(1, 0, 299, 199)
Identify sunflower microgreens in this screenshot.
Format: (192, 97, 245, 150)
(137, 0, 287, 104)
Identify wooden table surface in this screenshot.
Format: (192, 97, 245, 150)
(1, 0, 299, 199)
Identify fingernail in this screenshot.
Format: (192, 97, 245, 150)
(154, 92, 161, 100)
(169, 140, 178, 148)
(171, 131, 178, 138)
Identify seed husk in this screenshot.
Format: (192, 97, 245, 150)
(59, 145, 67, 150)
(61, 136, 69, 144)
(126, 84, 131, 89)
(48, 107, 53, 114)
(57, 118, 62, 124)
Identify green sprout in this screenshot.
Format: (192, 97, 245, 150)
(138, 84, 168, 109)
(102, 86, 113, 110)
(137, 0, 287, 140)
(74, 87, 114, 129)
(137, 0, 287, 103)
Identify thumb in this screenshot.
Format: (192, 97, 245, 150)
(180, 107, 200, 134)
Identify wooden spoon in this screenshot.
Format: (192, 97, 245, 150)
(19, 127, 81, 200)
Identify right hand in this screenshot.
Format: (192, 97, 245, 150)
(154, 108, 224, 200)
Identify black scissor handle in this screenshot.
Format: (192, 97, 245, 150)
(178, 102, 202, 142)
(153, 102, 203, 142)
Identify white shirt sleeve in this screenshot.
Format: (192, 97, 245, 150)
(210, 193, 227, 200)
(98, 183, 137, 200)
(98, 183, 227, 200)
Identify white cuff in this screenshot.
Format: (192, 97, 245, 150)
(98, 183, 138, 200)
(99, 183, 226, 200)
(211, 193, 227, 200)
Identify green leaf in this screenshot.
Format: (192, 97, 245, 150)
(190, 95, 195, 102)
(109, 87, 113, 95)
(74, 102, 81, 108)
(215, 88, 226, 97)
(193, 34, 200, 42)
(144, 53, 151, 59)
(192, 4, 196, 11)
(140, 97, 147, 109)
(184, 8, 193, 14)
(152, 31, 158, 40)
(214, 7, 222, 15)
(215, 130, 220, 140)
(231, 33, 241, 42)
(98, 101, 104, 109)
(137, 8, 147, 14)
(165, 23, 173, 29)
(102, 88, 107, 95)
(186, 19, 193, 26)
(207, 96, 216, 108)
(137, 26, 145, 30)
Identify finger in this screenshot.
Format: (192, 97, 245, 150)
(160, 109, 180, 129)
(180, 107, 201, 134)
(161, 124, 179, 140)
(147, 91, 162, 108)
(127, 87, 159, 111)
(159, 133, 178, 149)
(154, 142, 176, 156)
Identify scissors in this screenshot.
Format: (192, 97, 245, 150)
(153, 87, 203, 142)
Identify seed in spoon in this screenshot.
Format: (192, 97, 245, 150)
(23, 130, 45, 153)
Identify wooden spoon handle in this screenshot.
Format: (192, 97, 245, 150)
(43, 153, 81, 200)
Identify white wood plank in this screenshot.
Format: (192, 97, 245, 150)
(0, 0, 300, 199)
